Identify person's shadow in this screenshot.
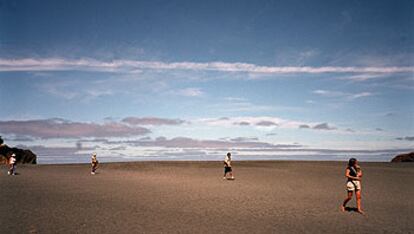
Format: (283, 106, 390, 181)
(344, 207, 359, 212)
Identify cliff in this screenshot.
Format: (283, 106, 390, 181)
(0, 144, 37, 164)
(391, 152, 414, 163)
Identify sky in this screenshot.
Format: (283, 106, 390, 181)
(0, 0, 413, 163)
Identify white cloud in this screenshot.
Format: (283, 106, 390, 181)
(196, 116, 384, 135)
(174, 88, 204, 97)
(122, 117, 185, 126)
(0, 118, 150, 138)
(199, 116, 300, 129)
(207, 101, 275, 113)
(1, 58, 413, 75)
(313, 89, 374, 100)
(206, 97, 304, 114)
(224, 97, 248, 102)
(338, 73, 388, 81)
(37, 79, 114, 101)
(349, 92, 374, 100)
(313, 90, 346, 97)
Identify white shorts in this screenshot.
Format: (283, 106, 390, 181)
(346, 180, 361, 191)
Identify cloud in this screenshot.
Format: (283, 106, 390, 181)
(78, 138, 110, 144)
(201, 116, 339, 132)
(312, 123, 336, 130)
(349, 92, 374, 100)
(207, 99, 275, 113)
(103, 136, 302, 149)
(139, 136, 152, 141)
(313, 89, 374, 100)
(339, 73, 388, 81)
(224, 97, 247, 102)
(20, 145, 89, 156)
(385, 112, 395, 117)
(0, 118, 150, 139)
(255, 120, 278, 127)
(235, 121, 251, 126)
(4, 136, 35, 142)
(38, 80, 114, 101)
(230, 137, 259, 142)
(395, 136, 414, 141)
(122, 117, 185, 126)
(1, 58, 413, 76)
(236, 147, 413, 156)
(109, 146, 127, 151)
(173, 88, 204, 97)
(313, 90, 346, 97)
(201, 117, 283, 128)
(15, 144, 136, 164)
(299, 123, 337, 131)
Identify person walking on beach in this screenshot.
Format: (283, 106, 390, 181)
(8, 153, 17, 175)
(91, 153, 99, 175)
(341, 158, 364, 214)
(223, 152, 235, 180)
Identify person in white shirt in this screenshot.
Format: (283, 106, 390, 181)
(223, 152, 234, 180)
(8, 153, 16, 175)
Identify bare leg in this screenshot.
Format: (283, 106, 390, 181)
(9, 165, 14, 175)
(356, 190, 364, 214)
(341, 191, 353, 211)
(91, 165, 96, 174)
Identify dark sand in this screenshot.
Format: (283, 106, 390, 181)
(1, 161, 413, 233)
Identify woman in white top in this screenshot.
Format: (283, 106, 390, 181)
(341, 158, 364, 214)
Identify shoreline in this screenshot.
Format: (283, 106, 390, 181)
(32, 158, 403, 166)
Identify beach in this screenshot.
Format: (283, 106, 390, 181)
(1, 161, 413, 233)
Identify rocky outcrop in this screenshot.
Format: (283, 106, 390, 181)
(391, 152, 414, 162)
(0, 144, 37, 164)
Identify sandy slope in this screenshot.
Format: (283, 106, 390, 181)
(1, 161, 413, 233)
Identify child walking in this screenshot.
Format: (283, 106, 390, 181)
(341, 158, 364, 214)
(91, 153, 99, 175)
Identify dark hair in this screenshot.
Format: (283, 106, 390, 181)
(348, 158, 357, 167)
(227, 152, 231, 157)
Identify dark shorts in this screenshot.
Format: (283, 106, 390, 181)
(224, 166, 232, 173)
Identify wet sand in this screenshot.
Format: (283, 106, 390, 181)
(1, 161, 413, 233)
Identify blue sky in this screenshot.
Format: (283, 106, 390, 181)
(0, 0, 413, 163)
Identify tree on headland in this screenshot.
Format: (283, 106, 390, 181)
(0, 136, 3, 145)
